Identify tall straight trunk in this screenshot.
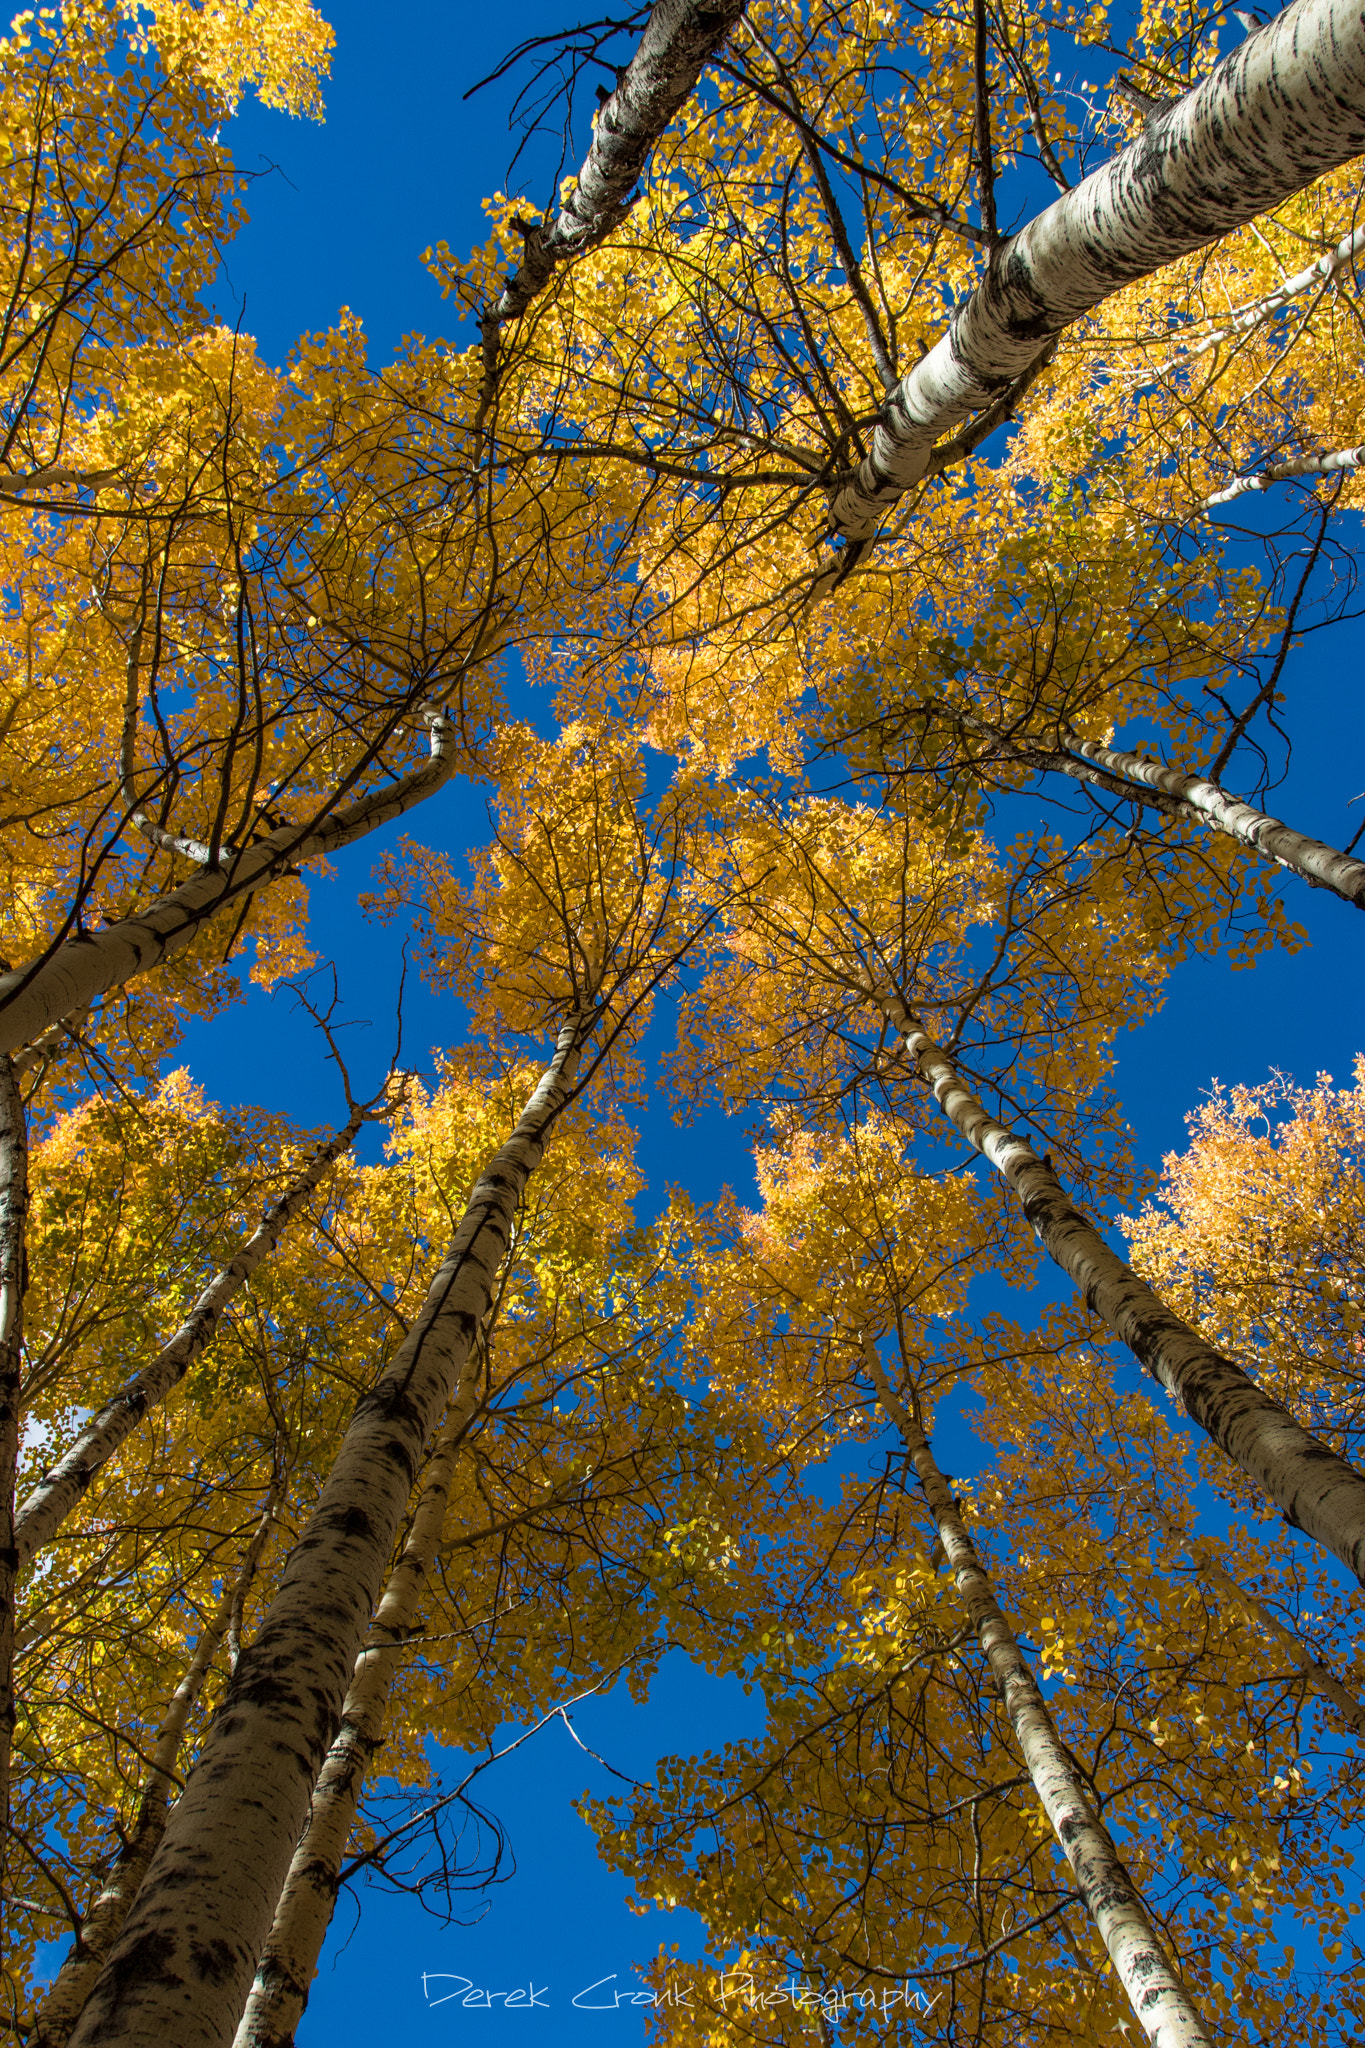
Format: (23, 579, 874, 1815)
(0, 1053, 27, 1953)
(879, 990, 1365, 1586)
(67, 1017, 591, 2048)
(863, 1340, 1213, 2048)
(955, 715, 1365, 910)
(827, 0, 1365, 545)
(15, 1097, 374, 1566)
(233, 1403, 471, 2048)
(32, 1503, 281, 2048)
(0, 715, 456, 1058)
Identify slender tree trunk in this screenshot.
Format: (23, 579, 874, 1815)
(827, 0, 1365, 545)
(233, 1403, 471, 2048)
(1203, 443, 1363, 508)
(32, 1503, 281, 2048)
(485, 0, 746, 329)
(15, 1096, 375, 1566)
(0, 714, 456, 1058)
(957, 713, 1365, 910)
(879, 990, 1365, 1587)
(67, 1017, 591, 2048)
(0, 1053, 28, 1954)
(863, 1339, 1213, 2048)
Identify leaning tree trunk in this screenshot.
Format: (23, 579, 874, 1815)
(863, 1339, 1214, 2048)
(32, 1500, 281, 2048)
(14, 1092, 380, 1565)
(879, 989, 1365, 1586)
(953, 713, 1365, 911)
(233, 1401, 471, 2048)
(0, 714, 457, 1057)
(67, 1015, 592, 2048)
(826, 0, 1365, 550)
(0, 1053, 27, 1952)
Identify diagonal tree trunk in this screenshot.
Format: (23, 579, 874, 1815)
(0, 713, 457, 1059)
(826, 0, 1365, 550)
(32, 1497, 282, 2048)
(0, 1052, 28, 1956)
(66, 1015, 592, 2048)
(862, 1337, 1214, 2048)
(943, 710, 1365, 910)
(878, 989, 1365, 1587)
(232, 1400, 472, 2048)
(483, 0, 747, 333)
(1203, 443, 1364, 508)
(14, 1092, 383, 1566)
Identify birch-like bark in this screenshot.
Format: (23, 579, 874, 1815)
(0, 712, 456, 1058)
(827, 0, 1365, 543)
(233, 1405, 471, 2048)
(1149, 222, 1365, 372)
(0, 1054, 28, 1951)
(14, 1097, 375, 1567)
(67, 1017, 590, 2048)
(483, 0, 746, 331)
(1203, 443, 1363, 508)
(32, 1504, 280, 2048)
(956, 713, 1365, 910)
(879, 991, 1365, 1588)
(864, 1340, 1213, 2048)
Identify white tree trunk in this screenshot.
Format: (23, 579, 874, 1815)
(0, 714, 456, 1058)
(961, 715, 1365, 910)
(864, 1340, 1214, 2048)
(879, 991, 1365, 1588)
(828, 0, 1365, 543)
(1202, 443, 1364, 507)
(32, 1504, 280, 2048)
(14, 1098, 374, 1566)
(67, 1018, 590, 2048)
(486, 0, 746, 329)
(233, 1405, 470, 2048)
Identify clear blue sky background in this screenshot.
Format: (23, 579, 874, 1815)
(180, 5, 1365, 2037)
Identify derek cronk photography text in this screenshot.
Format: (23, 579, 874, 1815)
(420, 1970, 946, 2021)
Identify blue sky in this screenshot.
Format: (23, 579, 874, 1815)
(186, 5, 1365, 2039)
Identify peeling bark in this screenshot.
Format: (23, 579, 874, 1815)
(232, 1405, 470, 2048)
(32, 1504, 280, 2048)
(14, 1096, 377, 1567)
(67, 1018, 590, 2048)
(865, 1340, 1213, 2048)
(0, 1054, 27, 1951)
(0, 712, 457, 1059)
(879, 991, 1365, 1588)
(827, 0, 1365, 545)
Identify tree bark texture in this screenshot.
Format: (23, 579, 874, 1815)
(0, 1054, 27, 1951)
(879, 992, 1365, 1588)
(968, 717, 1365, 910)
(829, 0, 1365, 541)
(0, 714, 456, 1058)
(487, 0, 747, 328)
(14, 1099, 372, 1567)
(864, 1340, 1214, 2048)
(232, 1405, 470, 2048)
(33, 1506, 280, 2048)
(1203, 443, 1364, 507)
(66, 1019, 589, 2048)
